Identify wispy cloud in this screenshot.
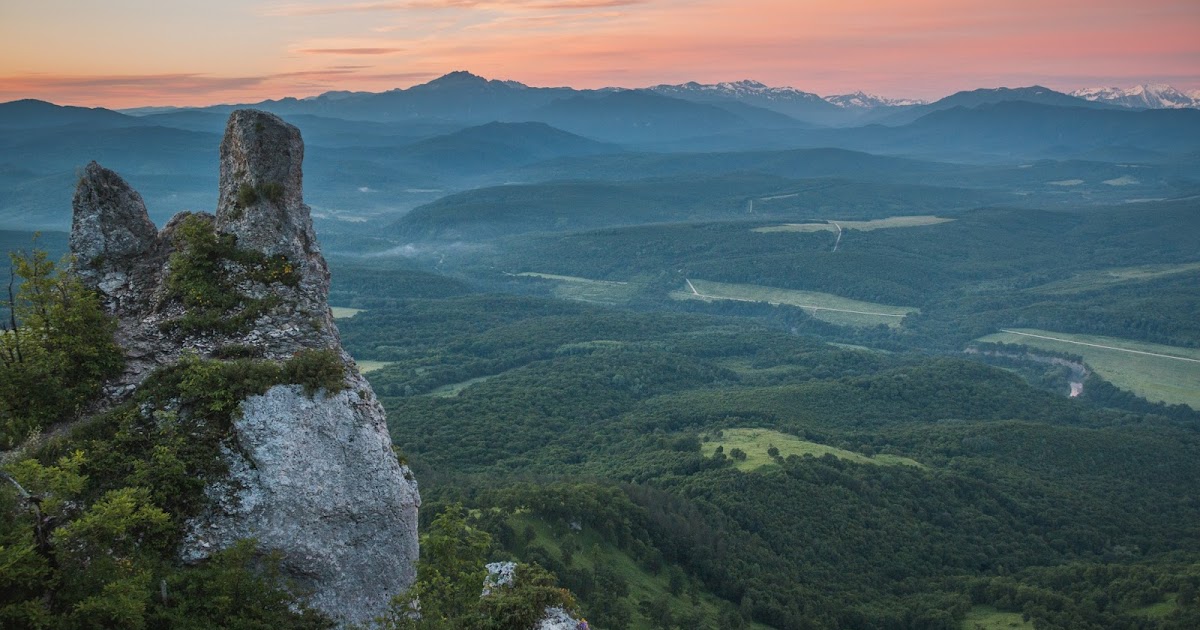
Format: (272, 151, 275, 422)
(298, 47, 406, 55)
(266, 0, 646, 17)
(0, 68, 437, 107)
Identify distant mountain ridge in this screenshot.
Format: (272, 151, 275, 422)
(824, 91, 926, 109)
(1070, 84, 1200, 109)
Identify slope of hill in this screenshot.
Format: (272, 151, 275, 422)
(873, 85, 1115, 126)
(530, 90, 756, 143)
(403, 121, 619, 174)
(0, 98, 140, 128)
(390, 175, 999, 241)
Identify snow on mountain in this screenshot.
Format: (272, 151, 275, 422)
(1070, 84, 1200, 109)
(650, 80, 830, 104)
(824, 91, 926, 109)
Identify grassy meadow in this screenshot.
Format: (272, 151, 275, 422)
(674, 279, 916, 328)
(701, 428, 923, 472)
(516, 272, 638, 304)
(751, 215, 954, 233)
(977, 328, 1200, 409)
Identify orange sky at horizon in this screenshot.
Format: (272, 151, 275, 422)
(1, 0, 1197, 108)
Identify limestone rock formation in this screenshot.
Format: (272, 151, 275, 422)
(69, 110, 419, 627)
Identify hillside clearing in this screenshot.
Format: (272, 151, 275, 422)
(354, 359, 392, 374)
(1030, 262, 1200, 294)
(330, 306, 364, 319)
(976, 329, 1200, 409)
(674, 279, 916, 328)
(752, 215, 953, 233)
(701, 428, 923, 472)
(962, 605, 1033, 629)
(513, 271, 637, 304)
(428, 374, 500, 397)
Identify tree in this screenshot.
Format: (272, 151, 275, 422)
(0, 249, 123, 448)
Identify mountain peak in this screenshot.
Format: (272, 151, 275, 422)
(430, 70, 488, 84)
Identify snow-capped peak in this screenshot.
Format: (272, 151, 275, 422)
(1069, 84, 1199, 109)
(824, 91, 926, 109)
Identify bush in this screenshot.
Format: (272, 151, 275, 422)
(237, 183, 258, 208)
(161, 215, 298, 336)
(282, 349, 346, 396)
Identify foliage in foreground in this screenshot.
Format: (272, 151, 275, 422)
(0, 249, 123, 449)
(377, 504, 578, 630)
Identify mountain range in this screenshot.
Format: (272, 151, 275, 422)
(102, 72, 1200, 128)
(3, 71, 1199, 231)
(1070, 84, 1200, 109)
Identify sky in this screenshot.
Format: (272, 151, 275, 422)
(1, 0, 1197, 108)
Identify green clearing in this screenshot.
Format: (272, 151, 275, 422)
(716, 357, 807, 377)
(509, 513, 775, 630)
(1031, 262, 1200, 294)
(515, 272, 637, 304)
(828, 342, 891, 353)
(962, 605, 1033, 630)
(428, 374, 499, 397)
(977, 328, 1200, 409)
(674, 279, 916, 328)
(330, 306, 364, 319)
(752, 215, 953, 233)
(1131, 594, 1177, 619)
(701, 428, 922, 472)
(354, 359, 392, 374)
(1104, 175, 1140, 186)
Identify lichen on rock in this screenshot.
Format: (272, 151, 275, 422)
(68, 109, 419, 627)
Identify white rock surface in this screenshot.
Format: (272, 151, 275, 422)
(183, 378, 419, 626)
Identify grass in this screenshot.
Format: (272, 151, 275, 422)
(673, 279, 916, 328)
(716, 358, 807, 377)
(1131, 594, 1177, 619)
(1030, 262, 1200, 294)
(330, 306, 364, 319)
(1103, 175, 1139, 186)
(428, 374, 499, 397)
(354, 359, 392, 374)
(700, 428, 922, 472)
(514, 272, 637, 305)
(751, 215, 953, 233)
(976, 328, 1200, 409)
(961, 605, 1033, 630)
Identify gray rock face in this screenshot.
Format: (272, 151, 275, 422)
(184, 378, 419, 624)
(70, 161, 159, 276)
(69, 110, 419, 627)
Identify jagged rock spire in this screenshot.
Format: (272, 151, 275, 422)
(70, 161, 158, 279)
(216, 110, 314, 257)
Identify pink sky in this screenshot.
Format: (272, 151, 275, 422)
(1, 0, 1197, 108)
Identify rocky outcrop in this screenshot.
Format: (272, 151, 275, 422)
(70, 110, 419, 627)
